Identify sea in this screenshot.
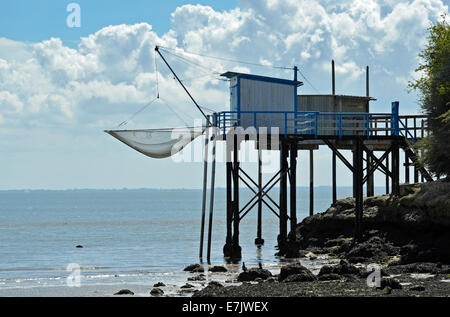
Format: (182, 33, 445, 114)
(0, 187, 385, 296)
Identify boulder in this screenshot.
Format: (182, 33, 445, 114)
(278, 264, 315, 282)
(208, 281, 223, 288)
(238, 268, 272, 282)
(150, 288, 164, 296)
(181, 283, 195, 289)
(184, 264, 203, 272)
(209, 266, 228, 273)
(114, 289, 134, 295)
(318, 260, 361, 277)
(153, 282, 165, 287)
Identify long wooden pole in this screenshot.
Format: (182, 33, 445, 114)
(199, 127, 210, 260)
(206, 129, 217, 263)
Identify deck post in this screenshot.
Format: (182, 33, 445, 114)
(366, 150, 374, 197)
(231, 132, 242, 259)
(354, 138, 364, 240)
(392, 140, 400, 196)
(278, 139, 288, 254)
(385, 155, 390, 194)
(309, 149, 314, 216)
(199, 128, 210, 260)
(223, 130, 233, 258)
(332, 152, 337, 203)
(206, 129, 217, 264)
(255, 140, 264, 246)
(286, 140, 298, 257)
(404, 150, 410, 184)
(353, 149, 357, 198)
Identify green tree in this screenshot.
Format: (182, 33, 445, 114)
(409, 15, 450, 178)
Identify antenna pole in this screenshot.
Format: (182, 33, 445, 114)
(155, 46, 212, 126)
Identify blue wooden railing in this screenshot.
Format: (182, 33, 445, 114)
(215, 106, 426, 139)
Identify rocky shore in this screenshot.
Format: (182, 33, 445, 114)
(193, 180, 450, 297)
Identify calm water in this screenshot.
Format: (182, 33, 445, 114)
(0, 187, 384, 295)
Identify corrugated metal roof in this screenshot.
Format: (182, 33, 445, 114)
(221, 71, 304, 87)
(299, 94, 376, 101)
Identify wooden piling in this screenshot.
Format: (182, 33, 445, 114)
(309, 149, 314, 216)
(232, 132, 241, 259)
(354, 138, 364, 239)
(255, 143, 264, 246)
(278, 140, 288, 252)
(332, 152, 337, 203)
(206, 130, 217, 263)
(199, 128, 209, 260)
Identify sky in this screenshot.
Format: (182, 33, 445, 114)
(0, 0, 448, 190)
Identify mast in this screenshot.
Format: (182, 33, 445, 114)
(155, 46, 212, 126)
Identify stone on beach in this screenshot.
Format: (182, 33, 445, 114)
(150, 288, 164, 296)
(278, 264, 315, 282)
(153, 282, 165, 287)
(181, 283, 195, 289)
(209, 265, 228, 273)
(114, 289, 134, 295)
(183, 264, 204, 273)
(237, 268, 272, 282)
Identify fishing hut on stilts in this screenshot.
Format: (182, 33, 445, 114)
(106, 46, 433, 264)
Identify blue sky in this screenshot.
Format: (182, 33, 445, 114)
(0, 0, 448, 190)
(0, 1, 237, 45)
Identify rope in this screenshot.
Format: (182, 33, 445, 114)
(116, 97, 159, 128)
(298, 69, 321, 94)
(158, 46, 293, 70)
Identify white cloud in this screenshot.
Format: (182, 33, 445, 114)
(0, 0, 447, 130)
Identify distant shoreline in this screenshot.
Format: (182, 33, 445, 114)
(0, 186, 385, 193)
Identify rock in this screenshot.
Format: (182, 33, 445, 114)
(153, 282, 165, 287)
(184, 264, 201, 272)
(209, 266, 228, 273)
(208, 281, 223, 288)
(238, 268, 272, 282)
(318, 260, 361, 277)
(75, 245, 83, 248)
(346, 236, 398, 263)
(305, 252, 318, 260)
(114, 289, 134, 295)
(188, 274, 206, 282)
(410, 285, 425, 291)
(383, 286, 392, 295)
(150, 288, 164, 296)
(255, 277, 264, 283)
(278, 264, 315, 282)
(378, 278, 402, 290)
(184, 264, 204, 273)
(318, 273, 341, 281)
(385, 262, 442, 275)
(181, 283, 195, 289)
(282, 272, 317, 283)
(266, 277, 277, 283)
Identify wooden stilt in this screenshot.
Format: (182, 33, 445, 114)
(309, 149, 314, 216)
(255, 142, 264, 246)
(332, 152, 337, 204)
(366, 150, 374, 197)
(278, 140, 288, 253)
(232, 132, 241, 259)
(392, 141, 400, 196)
(386, 154, 390, 194)
(405, 150, 410, 184)
(354, 138, 364, 240)
(199, 128, 209, 260)
(206, 130, 217, 263)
